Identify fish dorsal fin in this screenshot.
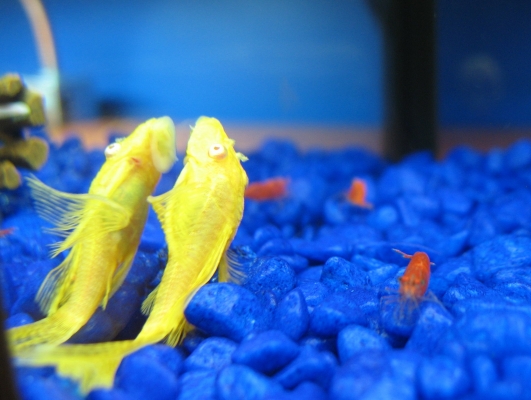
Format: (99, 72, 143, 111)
(218, 247, 247, 284)
(27, 176, 132, 257)
(36, 249, 79, 315)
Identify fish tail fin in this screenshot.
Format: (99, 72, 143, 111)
(8, 311, 82, 354)
(15, 340, 139, 394)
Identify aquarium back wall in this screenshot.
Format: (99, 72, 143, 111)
(1, 0, 531, 128)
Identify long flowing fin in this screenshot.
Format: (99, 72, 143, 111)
(8, 304, 82, 353)
(27, 176, 132, 257)
(218, 247, 247, 284)
(36, 248, 80, 315)
(15, 340, 141, 394)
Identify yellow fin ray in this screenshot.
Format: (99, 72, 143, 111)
(27, 176, 132, 257)
(16, 340, 139, 394)
(218, 247, 247, 284)
(35, 249, 79, 315)
(140, 285, 159, 316)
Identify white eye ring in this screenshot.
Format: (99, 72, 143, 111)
(105, 142, 121, 158)
(208, 143, 227, 159)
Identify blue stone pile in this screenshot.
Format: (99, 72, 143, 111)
(2, 131, 531, 399)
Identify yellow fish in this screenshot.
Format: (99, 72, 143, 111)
(8, 117, 177, 354)
(16, 117, 249, 393)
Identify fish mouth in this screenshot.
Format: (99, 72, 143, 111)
(150, 116, 177, 173)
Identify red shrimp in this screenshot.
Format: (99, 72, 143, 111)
(394, 249, 433, 300)
(0, 227, 15, 237)
(346, 178, 372, 208)
(381, 249, 435, 323)
(244, 177, 289, 201)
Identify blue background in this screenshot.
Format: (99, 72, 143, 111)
(1, 0, 530, 128)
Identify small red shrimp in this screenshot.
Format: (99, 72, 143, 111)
(394, 249, 433, 300)
(0, 227, 15, 237)
(346, 178, 372, 208)
(381, 249, 435, 325)
(244, 177, 289, 201)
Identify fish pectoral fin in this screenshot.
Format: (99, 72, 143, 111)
(218, 247, 247, 284)
(27, 176, 132, 257)
(36, 249, 79, 315)
(140, 285, 159, 316)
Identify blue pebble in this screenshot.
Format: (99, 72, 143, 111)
(320, 257, 369, 292)
(298, 336, 337, 354)
(469, 355, 498, 395)
(417, 355, 470, 399)
(290, 237, 351, 263)
(274, 347, 337, 390)
(217, 364, 285, 400)
(86, 389, 129, 400)
(256, 238, 294, 257)
(337, 325, 391, 363)
(252, 225, 282, 250)
(309, 292, 368, 337)
(67, 308, 115, 344)
(273, 288, 310, 340)
(276, 254, 308, 273)
(185, 283, 270, 342)
(290, 382, 327, 400)
(367, 264, 398, 286)
(296, 267, 322, 284)
(139, 217, 165, 253)
(405, 302, 454, 355)
(125, 251, 163, 287)
(232, 330, 300, 374)
(501, 356, 531, 396)
(471, 234, 531, 280)
(437, 187, 474, 215)
(453, 309, 531, 358)
(377, 166, 425, 201)
(17, 376, 79, 400)
(329, 350, 389, 400)
(115, 354, 179, 400)
(4, 312, 33, 329)
(178, 370, 217, 400)
(368, 204, 399, 231)
(129, 344, 184, 376)
(244, 257, 295, 301)
(181, 329, 207, 353)
(505, 139, 531, 170)
(183, 337, 237, 372)
(443, 273, 501, 306)
(395, 197, 421, 227)
(468, 209, 497, 246)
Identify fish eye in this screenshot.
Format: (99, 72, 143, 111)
(105, 142, 121, 158)
(208, 143, 227, 159)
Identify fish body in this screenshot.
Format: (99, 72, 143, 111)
(8, 117, 177, 353)
(16, 117, 249, 393)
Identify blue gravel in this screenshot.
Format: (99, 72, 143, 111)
(3, 133, 531, 399)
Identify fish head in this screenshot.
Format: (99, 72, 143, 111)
(103, 116, 177, 174)
(185, 116, 248, 185)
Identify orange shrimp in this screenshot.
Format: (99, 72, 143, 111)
(0, 227, 16, 237)
(346, 178, 372, 208)
(394, 249, 433, 300)
(381, 249, 435, 324)
(244, 177, 289, 201)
